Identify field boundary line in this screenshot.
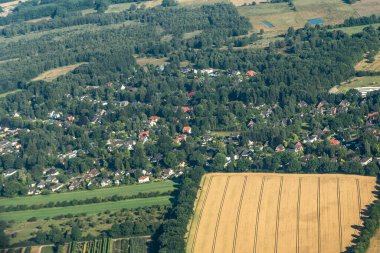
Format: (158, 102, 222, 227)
(274, 176, 283, 253)
(337, 178, 343, 252)
(356, 179, 362, 219)
(211, 176, 230, 253)
(253, 176, 265, 253)
(296, 177, 302, 253)
(317, 177, 321, 253)
(189, 176, 214, 253)
(232, 176, 248, 253)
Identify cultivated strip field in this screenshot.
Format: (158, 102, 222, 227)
(186, 173, 377, 253)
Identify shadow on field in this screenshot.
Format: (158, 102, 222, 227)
(343, 179, 380, 253)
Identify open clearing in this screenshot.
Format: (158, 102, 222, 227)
(186, 173, 377, 253)
(0, 180, 175, 207)
(31, 63, 86, 82)
(135, 56, 168, 66)
(331, 76, 380, 93)
(331, 23, 380, 35)
(355, 52, 380, 72)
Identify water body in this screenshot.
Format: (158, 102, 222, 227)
(308, 18, 325, 25)
(262, 20, 274, 28)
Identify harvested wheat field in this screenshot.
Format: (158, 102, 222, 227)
(186, 173, 378, 253)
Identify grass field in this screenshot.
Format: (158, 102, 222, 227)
(0, 195, 171, 221)
(31, 63, 86, 82)
(186, 173, 377, 253)
(331, 23, 380, 35)
(0, 181, 175, 207)
(331, 76, 380, 93)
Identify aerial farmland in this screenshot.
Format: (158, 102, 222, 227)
(186, 173, 377, 253)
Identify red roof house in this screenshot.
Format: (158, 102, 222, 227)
(181, 107, 194, 113)
(330, 139, 340, 146)
(138, 131, 150, 139)
(246, 70, 257, 77)
(149, 116, 160, 122)
(67, 116, 75, 121)
(187, 91, 196, 98)
(182, 126, 192, 134)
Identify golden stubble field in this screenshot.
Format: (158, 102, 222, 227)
(186, 173, 378, 253)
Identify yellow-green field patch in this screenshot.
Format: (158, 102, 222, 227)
(355, 52, 380, 72)
(135, 57, 169, 66)
(106, 3, 133, 13)
(331, 23, 380, 35)
(183, 30, 203, 39)
(31, 63, 86, 82)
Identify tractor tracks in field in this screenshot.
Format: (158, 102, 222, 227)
(189, 176, 213, 253)
(232, 176, 247, 253)
(253, 176, 266, 253)
(211, 176, 230, 253)
(274, 176, 284, 253)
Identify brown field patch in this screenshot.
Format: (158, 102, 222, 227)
(186, 173, 378, 253)
(355, 52, 380, 72)
(31, 63, 86, 82)
(352, 0, 380, 16)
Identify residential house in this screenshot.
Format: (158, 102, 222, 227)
(360, 157, 373, 166)
(69, 181, 81, 191)
(138, 131, 149, 143)
(67, 116, 75, 121)
(330, 139, 341, 146)
(101, 179, 111, 187)
(182, 126, 192, 134)
(186, 91, 196, 98)
(51, 183, 65, 192)
(367, 112, 379, 125)
(138, 176, 150, 184)
(246, 70, 257, 77)
(161, 169, 174, 179)
(175, 134, 187, 144)
(294, 142, 304, 153)
(37, 181, 46, 189)
(181, 107, 194, 113)
(46, 176, 58, 184)
(149, 116, 160, 126)
(46, 169, 59, 176)
(126, 140, 136, 150)
(275, 145, 285, 152)
(304, 135, 319, 144)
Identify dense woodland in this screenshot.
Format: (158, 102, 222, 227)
(0, 1, 380, 252)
